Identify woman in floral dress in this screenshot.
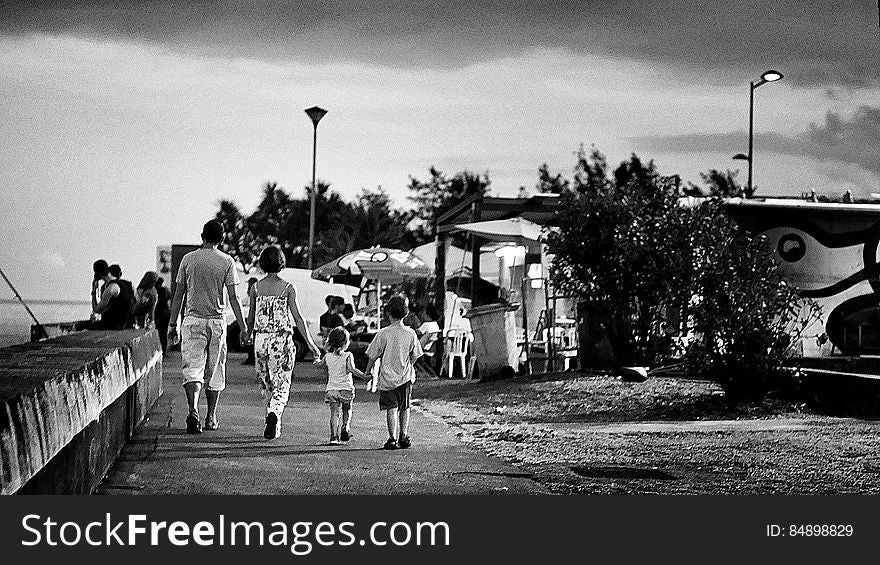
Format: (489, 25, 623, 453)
(247, 245, 322, 439)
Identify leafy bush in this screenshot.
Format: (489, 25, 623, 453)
(683, 200, 821, 400)
(546, 149, 819, 401)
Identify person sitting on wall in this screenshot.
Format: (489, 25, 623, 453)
(109, 264, 136, 329)
(77, 260, 132, 330)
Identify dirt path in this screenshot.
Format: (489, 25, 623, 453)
(416, 373, 880, 494)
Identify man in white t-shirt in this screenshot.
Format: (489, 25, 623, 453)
(169, 220, 248, 434)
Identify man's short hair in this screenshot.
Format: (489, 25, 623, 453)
(93, 259, 109, 277)
(202, 219, 224, 244)
(109, 264, 122, 278)
(258, 245, 286, 273)
(385, 295, 408, 320)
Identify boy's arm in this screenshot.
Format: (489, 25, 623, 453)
(410, 331, 424, 363)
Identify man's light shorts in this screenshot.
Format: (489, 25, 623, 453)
(181, 316, 228, 391)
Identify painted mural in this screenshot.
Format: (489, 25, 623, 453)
(725, 199, 880, 358)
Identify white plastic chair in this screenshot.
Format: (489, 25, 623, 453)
(441, 328, 474, 379)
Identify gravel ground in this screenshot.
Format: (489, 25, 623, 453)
(414, 373, 880, 494)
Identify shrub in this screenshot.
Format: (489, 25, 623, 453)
(683, 200, 821, 400)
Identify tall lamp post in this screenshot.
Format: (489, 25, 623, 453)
(733, 70, 782, 196)
(304, 105, 328, 269)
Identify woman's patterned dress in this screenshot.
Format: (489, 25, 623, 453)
(253, 285, 296, 435)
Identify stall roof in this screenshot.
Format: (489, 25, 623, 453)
(437, 194, 561, 233)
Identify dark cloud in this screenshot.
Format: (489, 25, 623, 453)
(2, 1, 878, 88)
(637, 105, 880, 176)
(799, 106, 880, 174)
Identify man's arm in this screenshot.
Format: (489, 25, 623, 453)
(246, 286, 256, 340)
(169, 283, 186, 327)
(226, 284, 247, 337)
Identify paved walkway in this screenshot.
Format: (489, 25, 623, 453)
(98, 352, 544, 494)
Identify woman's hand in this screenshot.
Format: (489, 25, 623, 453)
(310, 345, 322, 363)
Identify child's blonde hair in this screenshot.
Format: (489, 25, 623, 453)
(326, 327, 350, 354)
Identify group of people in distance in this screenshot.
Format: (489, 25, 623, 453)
(80, 259, 172, 350)
(163, 219, 424, 450)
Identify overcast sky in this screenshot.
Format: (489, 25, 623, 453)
(1, 1, 879, 300)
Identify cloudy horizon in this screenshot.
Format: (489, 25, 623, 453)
(1, 1, 879, 300)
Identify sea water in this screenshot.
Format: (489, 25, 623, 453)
(0, 300, 91, 347)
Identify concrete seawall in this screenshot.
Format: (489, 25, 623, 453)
(0, 330, 162, 494)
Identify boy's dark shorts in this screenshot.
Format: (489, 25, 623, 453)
(378, 381, 412, 411)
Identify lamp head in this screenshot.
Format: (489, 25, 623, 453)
(304, 106, 328, 126)
(753, 70, 783, 88)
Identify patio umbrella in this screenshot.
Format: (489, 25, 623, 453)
(311, 248, 432, 283)
(311, 247, 432, 324)
(453, 217, 545, 247)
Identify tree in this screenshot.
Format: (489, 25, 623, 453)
(215, 180, 421, 271)
(536, 163, 569, 194)
(683, 199, 821, 400)
(214, 199, 259, 272)
(407, 167, 490, 243)
(694, 168, 749, 198)
(546, 148, 690, 366)
(350, 188, 418, 249)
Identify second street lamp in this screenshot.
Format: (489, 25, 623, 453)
(304, 105, 327, 270)
(735, 70, 783, 196)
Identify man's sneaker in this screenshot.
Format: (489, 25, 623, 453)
(185, 414, 202, 434)
(329, 437, 342, 446)
(340, 428, 351, 442)
(398, 435, 411, 449)
(383, 438, 398, 450)
(264, 412, 278, 440)
(204, 416, 219, 431)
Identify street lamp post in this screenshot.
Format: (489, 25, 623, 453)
(733, 70, 782, 196)
(304, 105, 328, 270)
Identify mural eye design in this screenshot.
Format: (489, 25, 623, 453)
(778, 234, 806, 262)
(369, 251, 388, 262)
